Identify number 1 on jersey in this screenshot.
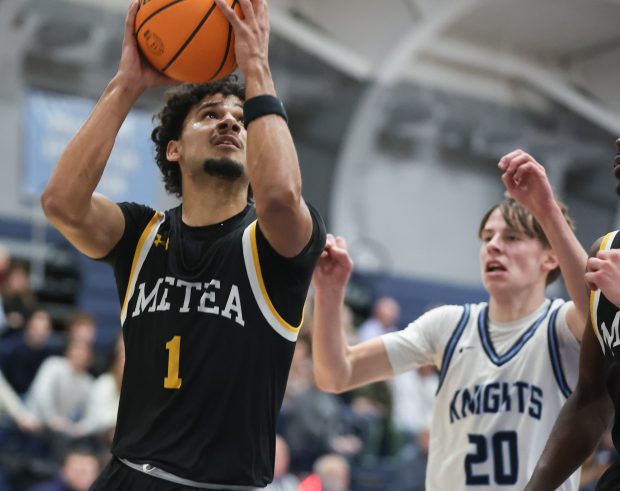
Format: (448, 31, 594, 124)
(164, 336, 182, 389)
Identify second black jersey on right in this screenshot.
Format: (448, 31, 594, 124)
(590, 230, 620, 455)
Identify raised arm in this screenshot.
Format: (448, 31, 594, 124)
(311, 235, 394, 393)
(499, 149, 588, 339)
(40, 0, 175, 258)
(524, 314, 612, 490)
(216, 0, 313, 257)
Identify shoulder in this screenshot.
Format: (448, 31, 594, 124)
(412, 304, 474, 326)
(118, 202, 162, 229)
(548, 299, 582, 347)
(40, 355, 65, 368)
(253, 202, 325, 264)
(399, 304, 473, 340)
(34, 356, 66, 376)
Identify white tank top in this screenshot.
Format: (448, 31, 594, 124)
(383, 299, 580, 491)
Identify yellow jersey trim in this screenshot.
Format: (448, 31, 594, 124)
(241, 220, 303, 341)
(120, 211, 164, 325)
(249, 221, 303, 333)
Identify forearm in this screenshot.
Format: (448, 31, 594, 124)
(41, 76, 141, 223)
(526, 391, 612, 490)
(312, 287, 354, 393)
(244, 64, 306, 247)
(536, 203, 588, 318)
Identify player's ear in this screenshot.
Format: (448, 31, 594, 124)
(166, 140, 181, 163)
(542, 250, 559, 273)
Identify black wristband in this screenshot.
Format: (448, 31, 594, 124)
(243, 95, 288, 128)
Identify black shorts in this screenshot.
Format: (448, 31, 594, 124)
(90, 458, 248, 491)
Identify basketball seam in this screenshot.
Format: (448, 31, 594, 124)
(208, 0, 237, 81)
(135, 0, 187, 36)
(161, 2, 218, 74)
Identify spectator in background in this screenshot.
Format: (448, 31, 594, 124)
(27, 447, 100, 491)
(2, 263, 38, 337)
(389, 365, 437, 438)
(64, 313, 96, 347)
(280, 337, 361, 473)
(0, 310, 58, 395)
(299, 454, 351, 491)
(356, 296, 400, 343)
(77, 335, 124, 443)
(0, 245, 11, 332)
(349, 380, 403, 461)
(27, 338, 94, 438)
(62, 313, 107, 376)
(263, 435, 299, 491)
(315, 454, 351, 491)
(0, 370, 40, 434)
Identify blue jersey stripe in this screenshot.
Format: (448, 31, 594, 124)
(478, 301, 554, 367)
(547, 307, 572, 398)
(437, 304, 471, 395)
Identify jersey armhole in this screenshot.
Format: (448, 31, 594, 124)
(119, 211, 165, 326)
(436, 304, 471, 395)
(242, 220, 302, 342)
(547, 306, 573, 398)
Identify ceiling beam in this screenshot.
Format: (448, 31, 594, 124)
(62, 0, 373, 80)
(428, 38, 620, 136)
(376, 0, 486, 85)
(266, 7, 372, 80)
(331, 0, 488, 242)
(0, 0, 39, 99)
(64, 0, 126, 11)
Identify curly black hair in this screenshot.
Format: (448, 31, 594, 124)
(151, 75, 245, 198)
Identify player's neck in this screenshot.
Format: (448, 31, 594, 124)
(180, 178, 248, 227)
(488, 287, 547, 323)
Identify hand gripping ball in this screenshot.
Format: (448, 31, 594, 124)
(135, 0, 242, 83)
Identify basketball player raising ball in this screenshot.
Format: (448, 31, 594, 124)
(526, 139, 620, 491)
(41, 0, 326, 489)
(312, 149, 589, 491)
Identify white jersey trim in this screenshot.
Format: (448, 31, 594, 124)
(120, 211, 165, 326)
(242, 221, 302, 342)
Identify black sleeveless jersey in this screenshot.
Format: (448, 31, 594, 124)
(590, 230, 620, 452)
(102, 202, 325, 487)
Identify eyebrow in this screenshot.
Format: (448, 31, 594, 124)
(196, 101, 243, 112)
(481, 227, 522, 235)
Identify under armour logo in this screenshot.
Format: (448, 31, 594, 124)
(154, 234, 170, 250)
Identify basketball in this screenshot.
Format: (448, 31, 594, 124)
(135, 0, 242, 83)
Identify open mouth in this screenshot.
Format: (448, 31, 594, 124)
(485, 261, 506, 273)
(215, 136, 241, 149)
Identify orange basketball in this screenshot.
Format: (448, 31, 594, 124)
(135, 0, 242, 83)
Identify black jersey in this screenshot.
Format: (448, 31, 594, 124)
(590, 230, 620, 452)
(102, 202, 325, 487)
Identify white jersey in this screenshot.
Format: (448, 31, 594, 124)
(383, 299, 580, 491)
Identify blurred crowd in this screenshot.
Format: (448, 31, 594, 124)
(0, 243, 614, 491)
